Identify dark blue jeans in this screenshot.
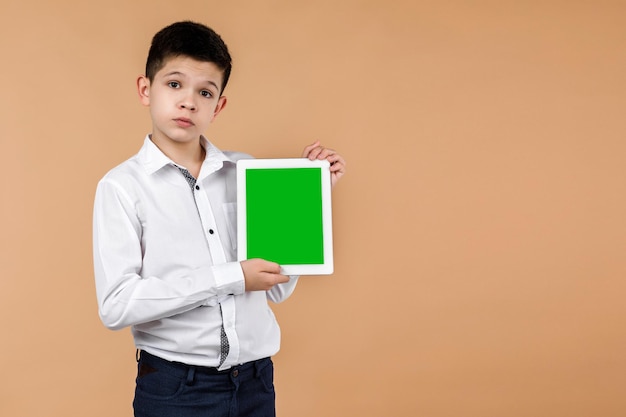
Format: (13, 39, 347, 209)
(133, 351, 276, 417)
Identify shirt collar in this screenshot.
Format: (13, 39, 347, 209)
(138, 134, 234, 176)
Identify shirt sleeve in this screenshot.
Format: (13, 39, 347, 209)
(93, 178, 245, 330)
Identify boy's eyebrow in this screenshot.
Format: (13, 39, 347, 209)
(163, 71, 220, 90)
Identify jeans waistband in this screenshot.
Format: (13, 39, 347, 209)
(137, 350, 269, 377)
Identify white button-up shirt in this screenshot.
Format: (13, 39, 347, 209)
(93, 135, 299, 369)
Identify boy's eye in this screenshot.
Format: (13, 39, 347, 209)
(200, 90, 212, 98)
(168, 81, 180, 88)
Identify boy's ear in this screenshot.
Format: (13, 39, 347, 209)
(213, 95, 228, 118)
(137, 75, 150, 106)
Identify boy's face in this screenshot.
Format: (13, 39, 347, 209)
(137, 56, 227, 148)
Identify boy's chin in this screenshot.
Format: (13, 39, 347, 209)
(156, 131, 201, 145)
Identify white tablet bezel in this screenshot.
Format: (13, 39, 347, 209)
(237, 158, 333, 275)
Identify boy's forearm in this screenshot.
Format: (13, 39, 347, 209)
(95, 263, 242, 330)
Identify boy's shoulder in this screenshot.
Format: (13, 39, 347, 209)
(98, 152, 145, 184)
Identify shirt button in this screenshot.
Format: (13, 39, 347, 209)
(209, 229, 214, 234)
(195, 185, 200, 190)
(232, 369, 239, 377)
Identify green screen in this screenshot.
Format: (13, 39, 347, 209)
(246, 168, 324, 264)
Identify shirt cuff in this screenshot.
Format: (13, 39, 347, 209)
(212, 262, 245, 297)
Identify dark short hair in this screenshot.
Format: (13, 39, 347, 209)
(145, 21, 232, 94)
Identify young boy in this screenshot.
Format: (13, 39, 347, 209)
(93, 21, 345, 417)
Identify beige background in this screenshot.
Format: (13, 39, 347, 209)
(1, 0, 625, 416)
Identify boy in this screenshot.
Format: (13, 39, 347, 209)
(93, 21, 345, 417)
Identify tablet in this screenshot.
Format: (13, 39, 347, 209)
(237, 158, 333, 275)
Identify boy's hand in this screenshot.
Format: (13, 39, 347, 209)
(240, 259, 290, 291)
(302, 141, 346, 187)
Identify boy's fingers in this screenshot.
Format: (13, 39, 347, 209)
(300, 143, 347, 186)
(264, 261, 281, 274)
(327, 153, 344, 163)
(250, 258, 280, 274)
(259, 271, 289, 289)
(301, 141, 321, 158)
(302, 142, 340, 162)
(316, 147, 335, 160)
(274, 274, 290, 284)
(307, 146, 324, 160)
(330, 159, 346, 173)
(308, 146, 339, 162)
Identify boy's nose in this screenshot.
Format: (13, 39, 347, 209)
(180, 101, 196, 111)
(179, 93, 197, 111)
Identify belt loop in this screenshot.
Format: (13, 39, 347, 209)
(186, 367, 196, 385)
(136, 349, 140, 363)
(254, 359, 262, 378)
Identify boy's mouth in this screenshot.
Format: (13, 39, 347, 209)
(174, 118, 194, 128)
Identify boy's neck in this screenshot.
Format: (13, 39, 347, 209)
(150, 134, 205, 178)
